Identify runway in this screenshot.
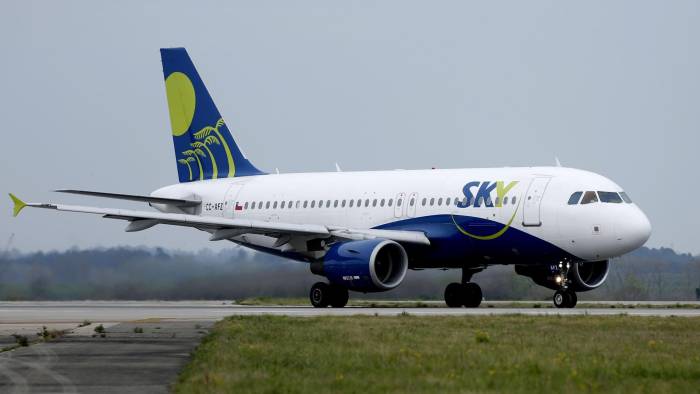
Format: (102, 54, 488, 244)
(1, 301, 699, 326)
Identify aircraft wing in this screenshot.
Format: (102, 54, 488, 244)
(9, 194, 430, 245)
(55, 189, 201, 207)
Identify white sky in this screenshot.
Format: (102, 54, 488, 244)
(1, 1, 698, 254)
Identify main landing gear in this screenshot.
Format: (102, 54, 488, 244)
(444, 268, 483, 308)
(552, 261, 577, 308)
(309, 282, 349, 308)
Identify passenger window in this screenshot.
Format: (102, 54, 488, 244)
(568, 191, 583, 205)
(244, 202, 249, 209)
(580, 191, 598, 204)
(486, 196, 492, 206)
(503, 197, 508, 205)
(598, 191, 623, 203)
(620, 192, 632, 203)
(421, 198, 426, 206)
(430, 198, 435, 206)
(288, 200, 293, 208)
(380, 199, 385, 207)
(326, 200, 331, 208)
(511, 196, 516, 205)
(334, 200, 339, 208)
(365, 199, 370, 207)
(454, 197, 460, 206)
(273, 201, 278, 209)
(437, 198, 443, 206)
(342, 200, 346, 207)
(410, 198, 415, 206)
(372, 199, 377, 207)
(251, 202, 256, 209)
(388, 199, 393, 207)
(296, 201, 300, 209)
(357, 199, 362, 207)
(310, 200, 315, 208)
(397, 199, 402, 207)
(349, 199, 354, 208)
(303, 201, 308, 208)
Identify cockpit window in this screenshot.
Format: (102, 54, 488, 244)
(619, 192, 632, 203)
(580, 191, 598, 204)
(567, 191, 583, 205)
(598, 191, 623, 203)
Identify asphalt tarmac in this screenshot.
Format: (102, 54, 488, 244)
(1, 301, 699, 393)
(1, 301, 700, 325)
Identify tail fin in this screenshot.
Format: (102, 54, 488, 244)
(160, 48, 265, 182)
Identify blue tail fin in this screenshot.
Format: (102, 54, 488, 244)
(160, 47, 266, 182)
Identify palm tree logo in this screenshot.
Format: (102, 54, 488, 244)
(191, 135, 221, 179)
(177, 157, 196, 181)
(193, 118, 236, 177)
(182, 147, 206, 180)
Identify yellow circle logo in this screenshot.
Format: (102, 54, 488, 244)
(165, 72, 196, 136)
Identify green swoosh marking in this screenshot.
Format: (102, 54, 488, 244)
(451, 201, 521, 240)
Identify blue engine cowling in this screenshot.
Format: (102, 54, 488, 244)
(312, 239, 409, 292)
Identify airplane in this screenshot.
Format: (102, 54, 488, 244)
(9, 48, 652, 308)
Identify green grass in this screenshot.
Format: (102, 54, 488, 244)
(175, 315, 700, 393)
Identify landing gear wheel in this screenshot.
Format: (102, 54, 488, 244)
(310, 282, 331, 308)
(444, 283, 463, 307)
(568, 291, 578, 308)
(553, 289, 577, 308)
(462, 282, 483, 308)
(329, 285, 349, 308)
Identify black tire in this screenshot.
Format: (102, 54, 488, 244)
(329, 285, 349, 308)
(444, 282, 464, 307)
(462, 282, 483, 308)
(553, 289, 576, 308)
(567, 290, 578, 308)
(310, 282, 331, 308)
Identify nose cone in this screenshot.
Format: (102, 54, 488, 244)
(619, 208, 652, 253)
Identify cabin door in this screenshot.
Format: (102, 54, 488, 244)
(522, 177, 551, 227)
(394, 193, 406, 218)
(224, 182, 247, 218)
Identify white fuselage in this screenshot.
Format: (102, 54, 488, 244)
(152, 166, 651, 267)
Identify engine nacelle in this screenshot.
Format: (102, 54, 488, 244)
(515, 260, 610, 292)
(311, 239, 408, 292)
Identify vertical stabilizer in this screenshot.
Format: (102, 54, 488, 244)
(160, 48, 265, 182)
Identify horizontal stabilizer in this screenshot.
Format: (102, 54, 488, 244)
(55, 190, 201, 207)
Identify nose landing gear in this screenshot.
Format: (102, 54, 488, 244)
(552, 261, 577, 308)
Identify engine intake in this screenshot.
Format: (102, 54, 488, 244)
(312, 239, 408, 292)
(515, 260, 610, 292)
(569, 260, 609, 291)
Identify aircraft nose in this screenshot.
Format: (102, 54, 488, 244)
(624, 208, 652, 251)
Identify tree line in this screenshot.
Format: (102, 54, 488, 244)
(0, 246, 698, 301)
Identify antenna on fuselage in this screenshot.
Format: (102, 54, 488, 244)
(335, 163, 342, 172)
(555, 157, 562, 167)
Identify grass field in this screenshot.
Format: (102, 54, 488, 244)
(175, 315, 700, 393)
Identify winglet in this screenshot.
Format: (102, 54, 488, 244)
(9, 193, 27, 217)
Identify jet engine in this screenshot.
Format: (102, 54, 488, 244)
(311, 239, 408, 292)
(515, 260, 610, 292)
